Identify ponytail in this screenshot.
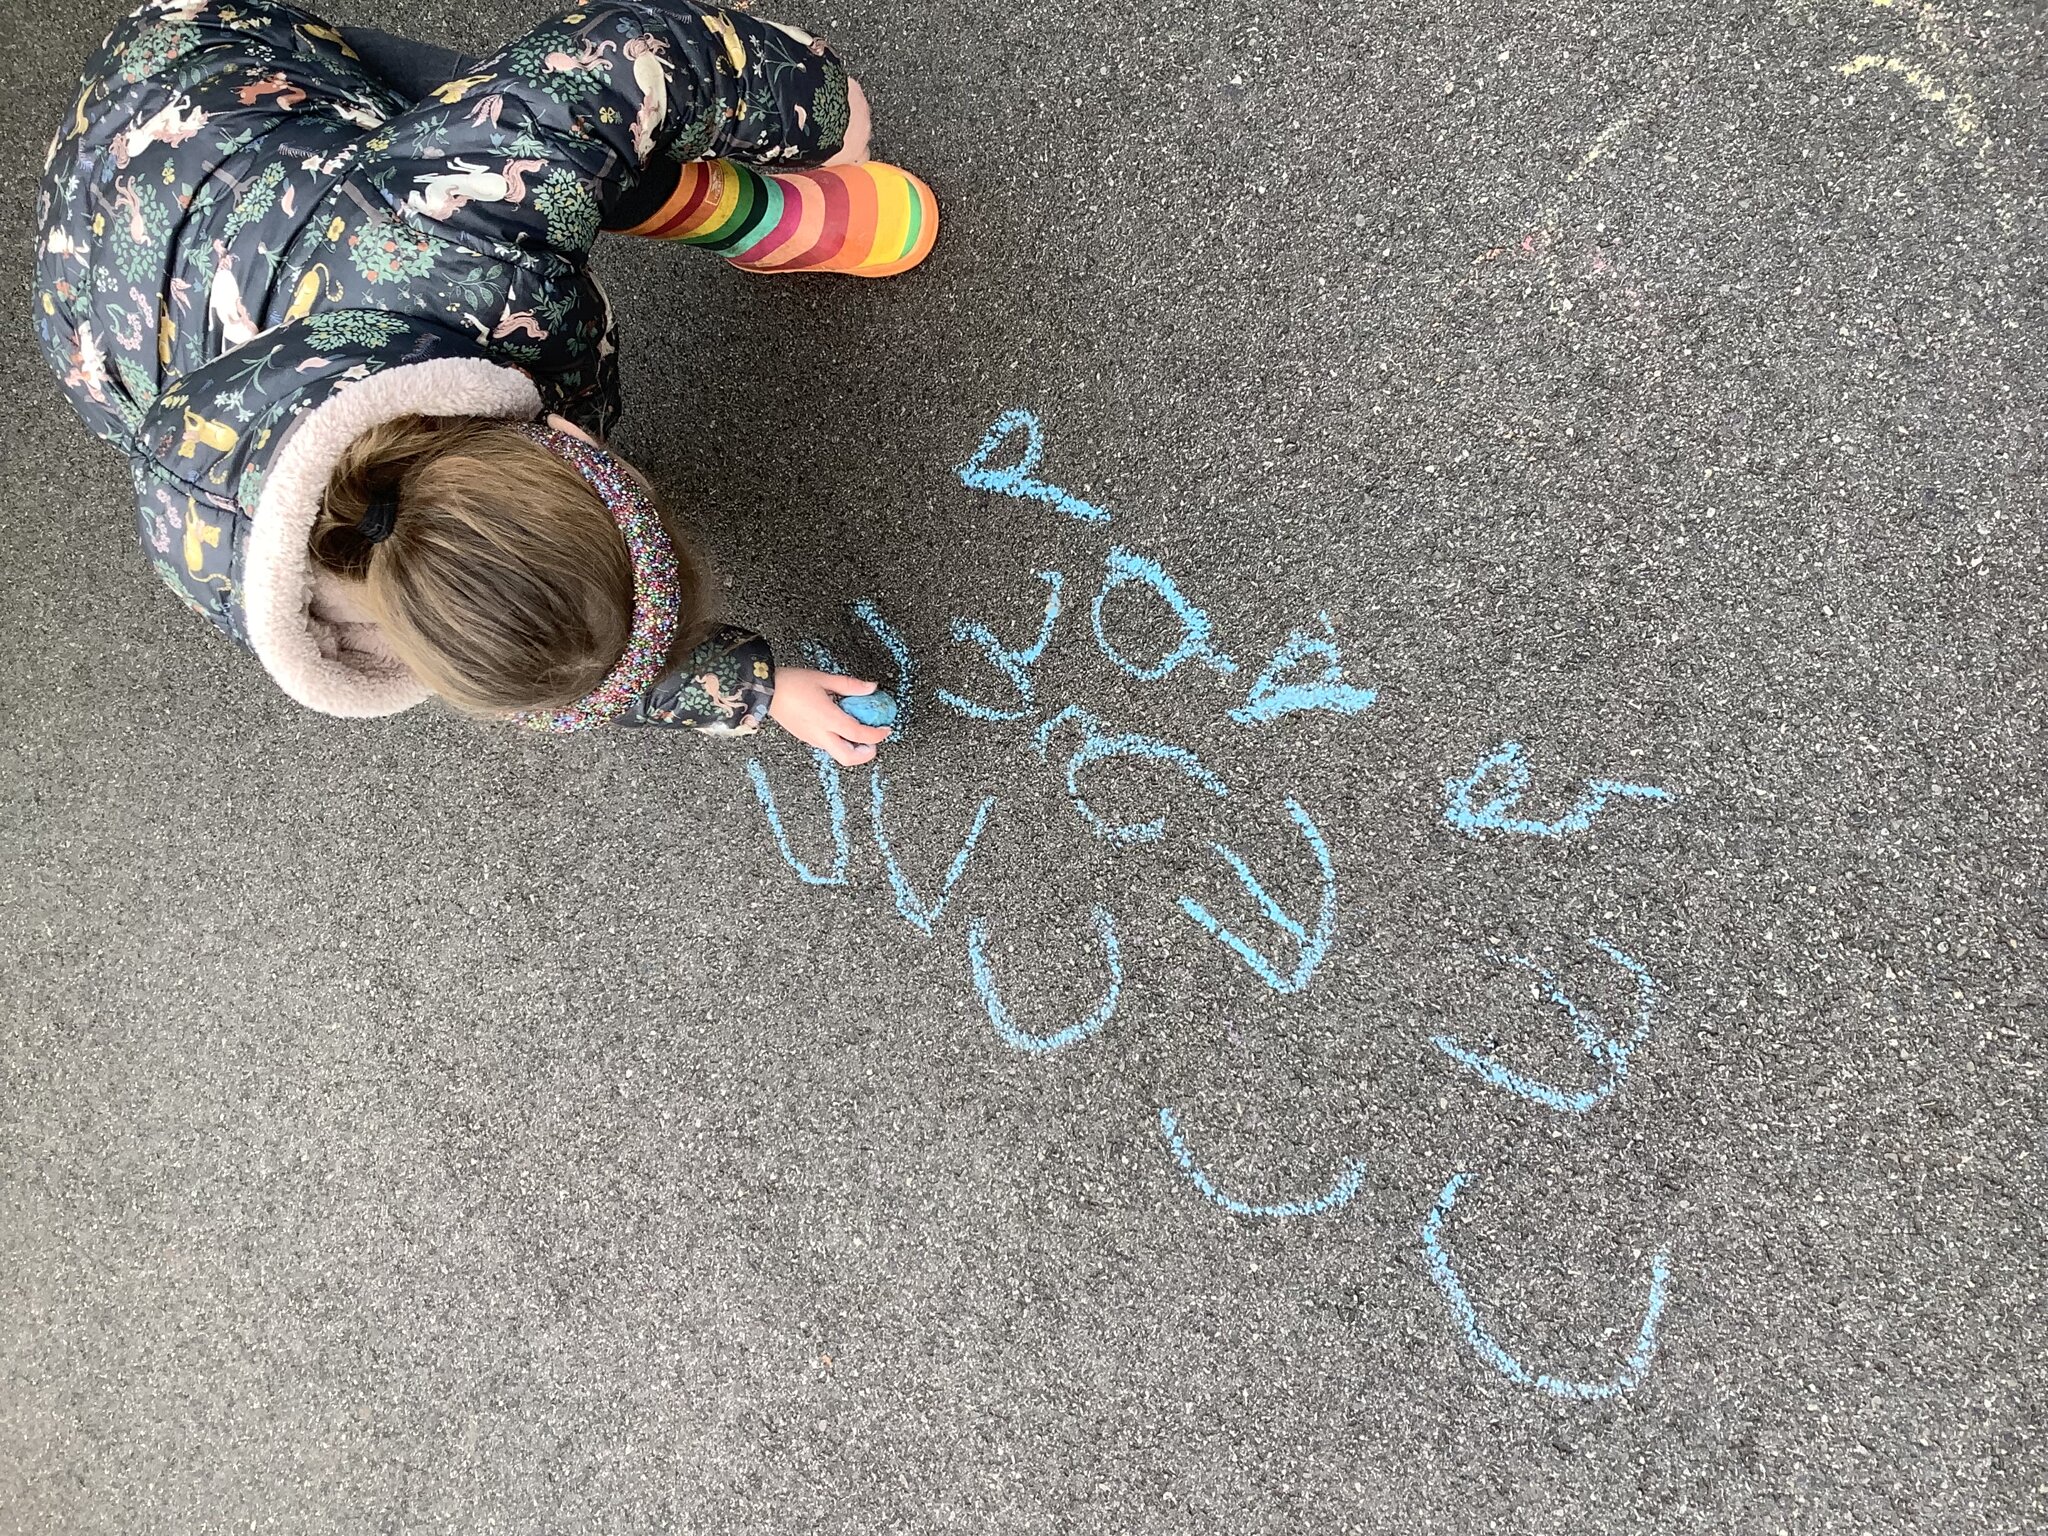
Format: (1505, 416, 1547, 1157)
(311, 415, 707, 714)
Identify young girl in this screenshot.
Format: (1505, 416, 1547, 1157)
(34, 0, 939, 763)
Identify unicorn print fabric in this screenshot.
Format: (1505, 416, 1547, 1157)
(32, 0, 849, 726)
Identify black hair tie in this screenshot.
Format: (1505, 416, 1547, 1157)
(359, 492, 399, 545)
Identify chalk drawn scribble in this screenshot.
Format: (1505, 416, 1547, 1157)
(956, 408, 1111, 523)
(741, 405, 1687, 1403)
(1430, 939, 1662, 1114)
(1835, 0, 1990, 160)
(1838, 52, 1983, 143)
(1421, 1172, 1672, 1400)
(1156, 1107, 1367, 1217)
(1443, 740, 1674, 839)
(968, 905, 1123, 1054)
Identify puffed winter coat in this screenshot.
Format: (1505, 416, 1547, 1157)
(33, 0, 850, 725)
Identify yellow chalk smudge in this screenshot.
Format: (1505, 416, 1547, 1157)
(1837, 53, 1983, 143)
(1568, 117, 1633, 185)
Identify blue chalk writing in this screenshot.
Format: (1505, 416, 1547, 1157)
(966, 905, 1123, 1054)
(868, 768, 996, 935)
(1177, 798, 1337, 994)
(956, 408, 1111, 524)
(1155, 1107, 1367, 1218)
(745, 753, 852, 887)
(1091, 547, 1239, 680)
(1230, 613, 1379, 726)
(935, 571, 1065, 723)
(852, 599, 916, 741)
(1067, 733, 1230, 844)
(1031, 706, 1231, 843)
(1444, 741, 1673, 838)
(1430, 938, 1661, 1115)
(1030, 704, 1103, 761)
(1419, 1172, 1672, 1400)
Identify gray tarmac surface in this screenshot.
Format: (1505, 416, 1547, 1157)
(2, 1, 2044, 1532)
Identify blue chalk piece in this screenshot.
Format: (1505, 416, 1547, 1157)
(1419, 1172, 1672, 1401)
(1156, 1107, 1366, 1219)
(840, 691, 898, 728)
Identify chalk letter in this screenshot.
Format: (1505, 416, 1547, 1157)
(1430, 938, 1661, 1114)
(1176, 798, 1337, 994)
(966, 904, 1122, 1054)
(955, 408, 1110, 523)
(935, 571, 1064, 723)
(1090, 547, 1238, 680)
(1419, 1172, 1672, 1400)
(851, 598, 916, 740)
(1443, 741, 1673, 838)
(1229, 612, 1378, 726)
(1032, 706, 1230, 844)
(1156, 1107, 1367, 1217)
(745, 752, 851, 887)
(868, 768, 996, 935)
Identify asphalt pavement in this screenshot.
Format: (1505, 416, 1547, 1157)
(2, 1, 2043, 1531)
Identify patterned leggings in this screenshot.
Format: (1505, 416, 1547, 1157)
(340, 27, 679, 230)
(347, 25, 936, 276)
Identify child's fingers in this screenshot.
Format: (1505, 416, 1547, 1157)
(834, 716, 893, 745)
(815, 673, 878, 695)
(829, 737, 878, 767)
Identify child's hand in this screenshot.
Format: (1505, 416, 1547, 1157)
(823, 77, 872, 165)
(768, 668, 893, 765)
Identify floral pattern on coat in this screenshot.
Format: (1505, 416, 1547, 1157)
(34, 0, 850, 731)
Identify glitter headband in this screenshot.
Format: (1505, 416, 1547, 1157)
(508, 423, 680, 733)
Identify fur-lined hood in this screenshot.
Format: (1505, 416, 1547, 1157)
(34, 1, 642, 715)
(136, 316, 542, 716)
(37, 0, 846, 718)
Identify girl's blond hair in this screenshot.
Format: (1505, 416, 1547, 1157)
(311, 415, 704, 715)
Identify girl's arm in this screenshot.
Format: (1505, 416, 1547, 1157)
(533, 418, 887, 759)
(621, 622, 775, 734)
(621, 625, 890, 764)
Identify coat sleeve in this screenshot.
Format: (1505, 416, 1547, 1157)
(617, 622, 776, 733)
(360, 4, 851, 262)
